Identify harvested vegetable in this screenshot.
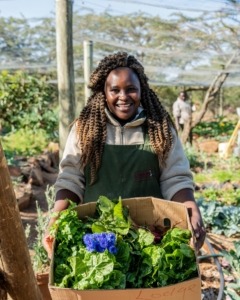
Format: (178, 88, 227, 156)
(51, 196, 198, 289)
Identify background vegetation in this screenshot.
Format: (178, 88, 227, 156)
(0, 2, 239, 298)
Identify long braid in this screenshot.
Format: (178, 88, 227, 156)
(127, 56, 175, 166)
(76, 52, 175, 184)
(76, 93, 107, 184)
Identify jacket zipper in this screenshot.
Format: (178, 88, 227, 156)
(120, 127, 124, 145)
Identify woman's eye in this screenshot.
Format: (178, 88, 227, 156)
(128, 87, 137, 92)
(110, 88, 119, 93)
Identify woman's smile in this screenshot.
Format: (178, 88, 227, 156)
(116, 102, 133, 111)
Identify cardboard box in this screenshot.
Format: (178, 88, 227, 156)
(49, 197, 201, 300)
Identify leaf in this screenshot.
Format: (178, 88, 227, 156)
(142, 246, 163, 267)
(224, 287, 240, 300)
(138, 228, 154, 249)
(73, 251, 115, 290)
(97, 196, 115, 216)
(113, 199, 124, 220)
(114, 241, 131, 273)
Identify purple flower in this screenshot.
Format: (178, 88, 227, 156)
(83, 234, 97, 252)
(83, 233, 92, 245)
(95, 233, 108, 248)
(107, 232, 116, 244)
(95, 243, 105, 253)
(108, 245, 117, 255)
(82, 232, 117, 254)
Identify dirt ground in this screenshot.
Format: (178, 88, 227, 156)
(199, 233, 238, 300)
(19, 181, 238, 300)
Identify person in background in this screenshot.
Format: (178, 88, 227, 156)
(173, 91, 195, 143)
(43, 52, 205, 257)
(172, 91, 192, 131)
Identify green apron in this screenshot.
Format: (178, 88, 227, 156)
(83, 129, 162, 203)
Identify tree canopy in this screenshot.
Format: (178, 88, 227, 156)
(0, 2, 239, 87)
(0, 1, 239, 132)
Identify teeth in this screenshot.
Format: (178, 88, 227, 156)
(117, 103, 131, 107)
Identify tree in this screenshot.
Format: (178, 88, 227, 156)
(0, 16, 56, 67)
(172, 1, 240, 142)
(0, 142, 42, 299)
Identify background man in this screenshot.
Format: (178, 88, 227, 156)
(173, 91, 195, 143)
(173, 91, 192, 131)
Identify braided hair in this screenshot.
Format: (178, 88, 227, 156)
(76, 52, 175, 184)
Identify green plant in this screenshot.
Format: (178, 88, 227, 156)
(24, 223, 31, 239)
(192, 117, 235, 139)
(1, 128, 49, 156)
(221, 241, 240, 299)
(32, 185, 55, 273)
(184, 145, 203, 169)
(194, 169, 240, 187)
(196, 199, 240, 237)
(0, 70, 58, 139)
(195, 188, 221, 201)
(195, 188, 240, 206)
(212, 170, 238, 183)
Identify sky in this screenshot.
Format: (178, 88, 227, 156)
(0, 0, 233, 20)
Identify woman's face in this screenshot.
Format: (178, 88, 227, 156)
(104, 67, 141, 121)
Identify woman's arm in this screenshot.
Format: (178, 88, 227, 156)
(160, 129, 205, 250)
(42, 190, 80, 258)
(171, 188, 206, 251)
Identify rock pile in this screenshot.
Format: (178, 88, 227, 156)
(8, 142, 59, 210)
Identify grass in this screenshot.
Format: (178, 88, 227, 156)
(194, 169, 240, 185)
(186, 145, 240, 205)
(195, 187, 240, 206)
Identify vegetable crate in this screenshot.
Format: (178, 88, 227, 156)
(49, 197, 201, 300)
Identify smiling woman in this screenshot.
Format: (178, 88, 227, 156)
(43, 51, 206, 258)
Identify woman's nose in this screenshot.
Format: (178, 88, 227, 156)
(119, 91, 127, 100)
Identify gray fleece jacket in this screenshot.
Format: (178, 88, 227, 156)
(54, 107, 194, 202)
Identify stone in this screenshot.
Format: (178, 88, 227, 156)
(29, 166, 44, 186)
(197, 140, 219, 153)
(14, 183, 32, 210)
(8, 165, 22, 177)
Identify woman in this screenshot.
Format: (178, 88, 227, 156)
(43, 52, 205, 256)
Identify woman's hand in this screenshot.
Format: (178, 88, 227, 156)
(188, 207, 206, 251)
(171, 188, 206, 251)
(42, 233, 54, 259)
(42, 196, 73, 259)
(42, 214, 57, 259)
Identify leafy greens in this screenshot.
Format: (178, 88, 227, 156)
(51, 196, 198, 290)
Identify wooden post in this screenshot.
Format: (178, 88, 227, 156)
(56, 0, 75, 159)
(0, 142, 42, 299)
(83, 40, 93, 104)
(223, 119, 240, 158)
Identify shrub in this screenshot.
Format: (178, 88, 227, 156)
(1, 128, 49, 156)
(0, 70, 58, 138)
(192, 116, 235, 140)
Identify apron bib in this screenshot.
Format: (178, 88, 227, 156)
(83, 130, 162, 203)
